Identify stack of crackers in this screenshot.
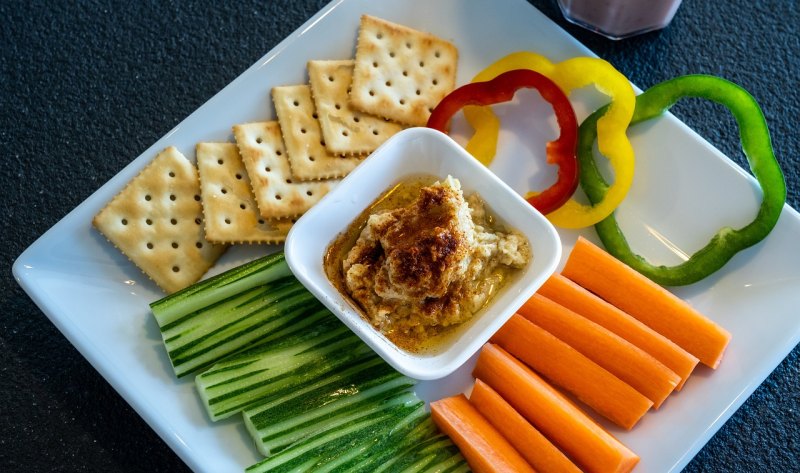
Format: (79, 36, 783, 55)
(93, 15, 459, 293)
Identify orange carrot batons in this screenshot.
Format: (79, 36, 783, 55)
(491, 314, 652, 429)
(539, 273, 699, 390)
(562, 236, 731, 369)
(473, 344, 639, 473)
(430, 394, 536, 473)
(470, 379, 582, 473)
(518, 294, 680, 408)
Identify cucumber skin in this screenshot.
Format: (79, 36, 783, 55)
(197, 336, 373, 421)
(151, 251, 290, 324)
(257, 381, 418, 457)
(166, 282, 317, 377)
(242, 353, 388, 456)
(245, 402, 422, 473)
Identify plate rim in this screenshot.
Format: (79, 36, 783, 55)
(12, 0, 800, 471)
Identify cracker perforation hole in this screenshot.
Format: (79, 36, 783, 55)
(406, 42, 412, 49)
(385, 80, 392, 87)
(377, 32, 383, 39)
(221, 188, 228, 194)
(194, 195, 201, 201)
(224, 218, 231, 225)
(286, 179, 293, 184)
(369, 90, 375, 96)
(121, 218, 128, 225)
(255, 137, 263, 144)
(145, 195, 151, 201)
(435, 51, 441, 58)
(306, 190, 313, 196)
(372, 130, 379, 136)
(240, 203, 246, 210)
(195, 218, 202, 225)
(389, 51, 395, 58)
(335, 103, 342, 110)
(258, 219, 265, 225)
(169, 194, 176, 201)
(171, 242, 179, 249)
(300, 128, 307, 134)
(235, 173, 242, 180)
(293, 100, 300, 106)
(265, 166, 271, 172)
(275, 194, 282, 200)
(419, 61, 425, 67)
(170, 218, 178, 225)
(276, 150, 283, 156)
(416, 89, 421, 96)
(309, 156, 315, 162)
(146, 219, 153, 225)
(342, 130, 349, 137)
(353, 116, 360, 123)
(196, 241, 203, 248)
(168, 171, 176, 178)
(433, 78, 439, 86)
(312, 113, 318, 119)
(147, 242, 154, 249)
(402, 70, 408, 77)
(172, 266, 180, 273)
(372, 61, 378, 68)
(399, 99, 406, 105)
(328, 75, 334, 82)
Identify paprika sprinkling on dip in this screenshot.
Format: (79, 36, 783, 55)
(324, 175, 531, 352)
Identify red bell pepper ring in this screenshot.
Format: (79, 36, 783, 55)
(426, 69, 579, 216)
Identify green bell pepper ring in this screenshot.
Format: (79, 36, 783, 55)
(579, 74, 786, 286)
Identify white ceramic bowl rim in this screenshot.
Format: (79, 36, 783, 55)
(285, 128, 561, 380)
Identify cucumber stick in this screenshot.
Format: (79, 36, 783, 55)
(250, 372, 414, 455)
(375, 435, 465, 473)
(150, 252, 291, 323)
(150, 252, 310, 377)
(196, 312, 373, 421)
(244, 356, 407, 455)
(323, 407, 433, 473)
(307, 404, 429, 473)
(245, 400, 423, 473)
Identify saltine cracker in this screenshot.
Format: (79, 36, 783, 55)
(308, 59, 404, 155)
(272, 84, 362, 180)
(92, 146, 226, 293)
(196, 142, 293, 244)
(233, 121, 334, 218)
(351, 15, 458, 126)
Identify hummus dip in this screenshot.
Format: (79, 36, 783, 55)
(325, 175, 531, 352)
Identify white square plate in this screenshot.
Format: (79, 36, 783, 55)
(285, 128, 561, 380)
(12, 0, 800, 472)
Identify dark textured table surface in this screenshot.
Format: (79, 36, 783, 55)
(2, 0, 798, 471)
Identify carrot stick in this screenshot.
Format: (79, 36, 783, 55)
(491, 314, 652, 429)
(430, 394, 536, 473)
(473, 344, 639, 473)
(470, 379, 582, 473)
(539, 273, 699, 390)
(562, 236, 731, 369)
(518, 294, 680, 408)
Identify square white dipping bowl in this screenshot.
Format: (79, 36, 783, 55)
(285, 127, 562, 380)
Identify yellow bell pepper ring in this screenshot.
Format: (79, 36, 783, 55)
(464, 51, 636, 229)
